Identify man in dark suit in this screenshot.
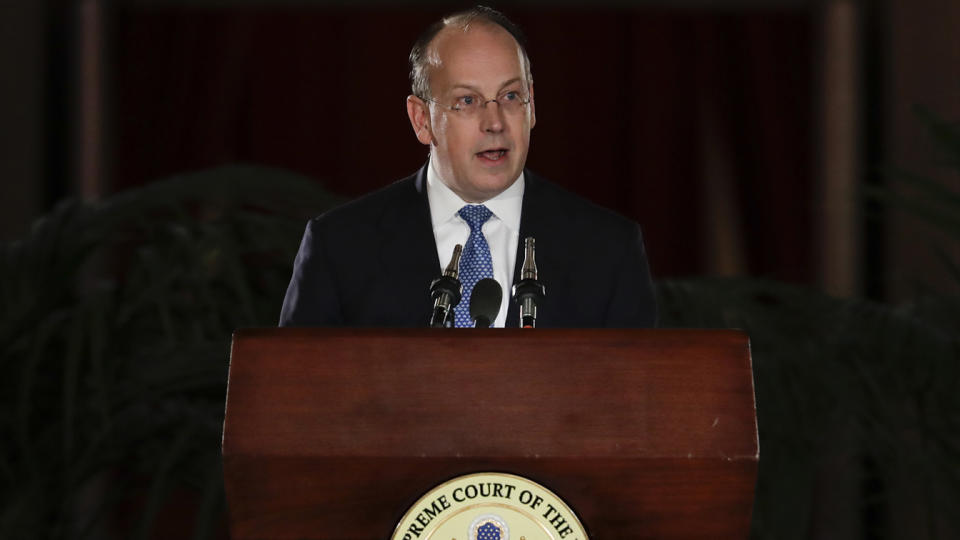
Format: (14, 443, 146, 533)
(280, 6, 656, 328)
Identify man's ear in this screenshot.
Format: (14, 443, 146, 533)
(529, 82, 536, 130)
(406, 95, 434, 145)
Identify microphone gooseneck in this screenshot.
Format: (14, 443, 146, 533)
(511, 237, 546, 328)
(429, 244, 463, 328)
(470, 278, 502, 328)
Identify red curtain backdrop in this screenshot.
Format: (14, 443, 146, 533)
(112, 7, 812, 282)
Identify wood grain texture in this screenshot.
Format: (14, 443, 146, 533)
(223, 329, 758, 539)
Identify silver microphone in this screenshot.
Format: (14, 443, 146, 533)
(511, 237, 546, 328)
(428, 244, 463, 328)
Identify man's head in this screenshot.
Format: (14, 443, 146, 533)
(406, 6, 535, 203)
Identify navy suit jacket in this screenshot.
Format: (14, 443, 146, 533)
(279, 165, 656, 327)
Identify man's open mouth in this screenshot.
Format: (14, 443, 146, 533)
(477, 149, 508, 161)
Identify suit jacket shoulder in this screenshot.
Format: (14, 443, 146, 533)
(279, 168, 439, 327)
(518, 171, 657, 327)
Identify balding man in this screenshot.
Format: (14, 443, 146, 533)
(280, 6, 656, 328)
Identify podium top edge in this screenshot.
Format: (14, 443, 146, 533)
(233, 328, 749, 341)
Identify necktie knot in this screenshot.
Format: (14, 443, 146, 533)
(458, 205, 493, 232)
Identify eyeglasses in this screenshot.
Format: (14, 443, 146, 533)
(423, 89, 531, 117)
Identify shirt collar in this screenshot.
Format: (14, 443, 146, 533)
(426, 157, 525, 231)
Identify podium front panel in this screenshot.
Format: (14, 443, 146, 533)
(223, 329, 758, 539)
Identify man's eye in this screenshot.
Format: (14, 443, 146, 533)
(502, 91, 519, 102)
(457, 95, 476, 107)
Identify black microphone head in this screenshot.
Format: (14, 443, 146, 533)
(469, 278, 502, 328)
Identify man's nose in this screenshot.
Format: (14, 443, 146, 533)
(480, 101, 505, 133)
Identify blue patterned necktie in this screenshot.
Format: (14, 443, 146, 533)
(455, 205, 495, 328)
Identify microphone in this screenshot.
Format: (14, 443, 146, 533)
(511, 237, 546, 328)
(469, 278, 502, 328)
(429, 244, 463, 328)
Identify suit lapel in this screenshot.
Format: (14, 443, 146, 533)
(376, 166, 440, 326)
(510, 171, 571, 328)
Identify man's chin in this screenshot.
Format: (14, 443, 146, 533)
(465, 171, 519, 201)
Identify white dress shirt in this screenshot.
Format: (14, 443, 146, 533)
(426, 158, 524, 328)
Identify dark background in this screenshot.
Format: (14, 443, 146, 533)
(3, 0, 958, 298)
(2, 0, 958, 296)
(107, 7, 814, 282)
(1, 0, 958, 539)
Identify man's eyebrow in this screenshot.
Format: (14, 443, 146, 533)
(449, 78, 524, 94)
(498, 78, 522, 90)
(450, 84, 482, 93)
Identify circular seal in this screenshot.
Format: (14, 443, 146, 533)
(391, 472, 589, 540)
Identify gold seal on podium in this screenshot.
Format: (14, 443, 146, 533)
(391, 472, 588, 540)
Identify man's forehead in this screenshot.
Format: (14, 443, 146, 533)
(425, 23, 525, 74)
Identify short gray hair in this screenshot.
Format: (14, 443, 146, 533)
(408, 6, 533, 100)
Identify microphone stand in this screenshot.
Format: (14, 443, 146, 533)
(511, 237, 546, 328)
(429, 244, 463, 328)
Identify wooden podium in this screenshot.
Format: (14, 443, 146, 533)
(222, 329, 758, 539)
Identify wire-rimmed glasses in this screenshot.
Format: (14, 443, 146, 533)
(423, 89, 531, 116)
